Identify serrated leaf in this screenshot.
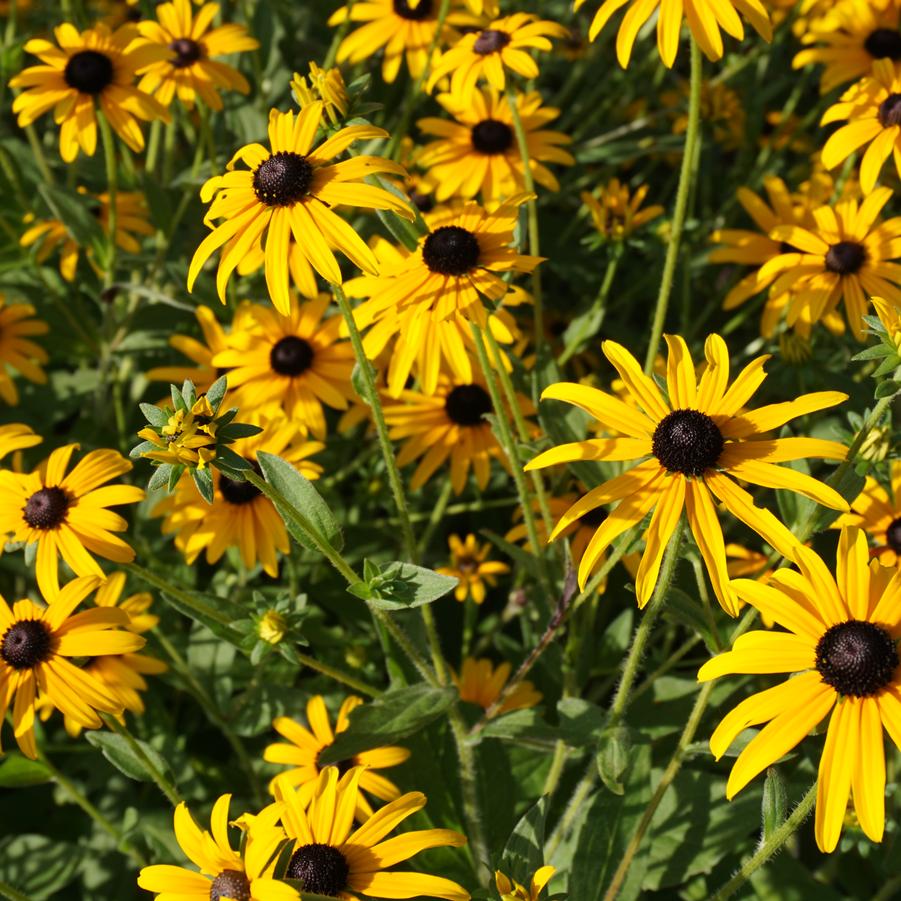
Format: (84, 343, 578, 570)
(318, 685, 456, 764)
(85, 731, 174, 785)
(257, 451, 344, 552)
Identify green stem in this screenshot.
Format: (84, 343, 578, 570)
(545, 761, 597, 858)
(461, 597, 478, 659)
(101, 715, 182, 807)
(506, 89, 544, 351)
(450, 711, 490, 883)
(145, 118, 162, 177)
(710, 782, 818, 900)
(23, 124, 53, 186)
(97, 110, 118, 289)
(420, 604, 449, 684)
(199, 105, 218, 175)
(295, 648, 383, 698)
(125, 563, 232, 626)
(0, 881, 32, 901)
(558, 251, 620, 367)
(418, 479, 454, 557)
(642, 37, 702, 374)
(603, 681, 715, 901)
(40, 753, 147, 866)
(608, 518, 684, 727)
(471, 322, 552, 594)
(323, 0, 356, 70)
(333, 284, 417, 562)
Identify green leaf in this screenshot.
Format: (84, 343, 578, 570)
(500, 796, 548, 877)
(808, 466, 866, 535)
(479, 709, 558, 744)
(206, 374, 227, 411)
(192, 466, 214, 504)
(0, 834, 82, 900)
(0, 752, 52, 788)
(762, 766, 787, 841)
(36, 183, 103, 249)
(84, 731, 173, 785)
(351, 560, 458, 610)
(147, 464, 173, 494)
(139, 403, 170, 427)
(257, 451, 344, 552)
(219, 422, 263, 439)
(557, 697, 605, 746)
(875, 379, 901, 398)
(595, 724, 634, 796)
(318, 685, 456, 764)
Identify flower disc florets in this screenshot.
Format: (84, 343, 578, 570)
(269, 336, 314, 376)
(887, 517, 901, 553)
(23, 486, 71, 530)
(1, 620, 52, 670)
(209, 870, 251, 901)
(63, 50, 114, 94)
(286, 843, 350, 896)
(393, 0, 432, 19)
(815, 620, 899, 697)
(471, 119, 514, 154)
(825, 241, 867, 275)
(652, 409, 724, 476)
(253, 152, 314, 207)
(422, 226, 481, 276)
(473, 29, 511, 55)
(879, 92, 901, 128)
(169, 38, 202, 68)
(445, 384, 492, 426)
(864, 28, 901, 61)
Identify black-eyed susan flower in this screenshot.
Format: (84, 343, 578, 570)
(152, 417, 323, 577)
(0, 575, 144, 759)
(575, 0, 771, 68)
(835, 461, 901, 567)
(663, 79, 745, 152)
(383, 369, 534, 495)
(436, 533, 510, 603)
(582, 178, 664, 243)
(454, 657, 541, 717)
(292, 62, 348, 127)
(762, 187, 901, 340)
(263, 694, 410, 818)
(0, 444, 144, 598)
(526, 334, 849, 613)
(10, 22, 168, 161)
(0, 296, 48, 405)
(187, 105, 411, 316)
(349, 195, 540, 396)
(821, 59, 901, 195)
(273, 766, 470, 900)
(794, 1, 901, 93)
(700, 525, 901, 852)
(135, 0, 258, 109)
(212, 295, 355, 440)
(0, 424, 41, 462)
(137, 794, 298, 900)
(495, 866, 555, 901)
(46, 572, 166, 736)
(20, 189, 153, 282)
(416, 88, 573, 202)
(328, 0, 476, 85)
(427, 13, 568, 102)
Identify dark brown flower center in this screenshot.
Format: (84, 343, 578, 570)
(286, 843, 349, 897)
(1, 620, 52, 670)
(253, 152, 314, 207)
(219, 461, 263, 506)
(815, 620, 898, 697)
(393, 0, 432, 20)
(23, 486, 70, 530)
(864, 28, 901, 61)
(825, 240, 867, 275)
(886, 517, 901, 553)
(270, 336, 314, 376)
(410, 190, 435, 213)
(169, 37, 203, 68)
(209, 870, 250, 901)
(63, 50, 114, 95)
(445, 384, 492, 426)
(473, 29, 511, 55)
(879, 92, 901, 128)
(422, 226, 481, 276)
(652, 409, 724, 476)
(471, 119, 514, 155)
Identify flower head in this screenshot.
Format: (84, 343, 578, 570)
(437, 534, 510, 603)
(700, 525, 901, 852)
(292, 62, 348, 126)
(0, 297, 49, 405)
(454, 658, 541, 717)
(495, 866, 555, 901)
(582, 179, 664, 242)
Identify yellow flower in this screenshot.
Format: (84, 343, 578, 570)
(292, 62, 348, 126)
(263, 694, 410, 818)
(575, 0, 771, 68)
(417, 88, 574, 202)
(0, 297, 49, 405)
(273, 766, 470, 900)
(138, 395, 220, 469)
(454, 658, 542, 716)
(135, 0, 259, 109)
(258, 610, 288, 645)
(582, 178, 664, 242)
(0, 444, 144, 598)
(0, 575, 145, 759)
(700, 525, 901, 852)
(835, 459, 901, 567)
(495, 866, 555, 901)
(0, 424, 41, 462)
(427, 13, 568, 102)
(187, 105, 411, 315)
(10, 22, 168, 161)
(526, 334, 848, 612)
(437, 533, 510, 603)
(138, 795, 298, 900)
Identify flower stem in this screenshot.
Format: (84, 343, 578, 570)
(323, 0, 355, 69)
(710, 781, 818, 901)
(145, 118, 162, 176)
(608, 518, 684, 727)
(24, 124, 54, 186)
(333, 284, 417, 563)
(0, 880, 33, 901)
(450, 711, 490, 883)
(642, 37, 702, 374)
(125, 562, 233, 626)
(97, 109, 118, 289)
(294, 648, 383, 698)
(558, 250, 620, 367)
(505, 88, 544, 351)
(39, 752, 147, 866)
(100, 714, 182, 807)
